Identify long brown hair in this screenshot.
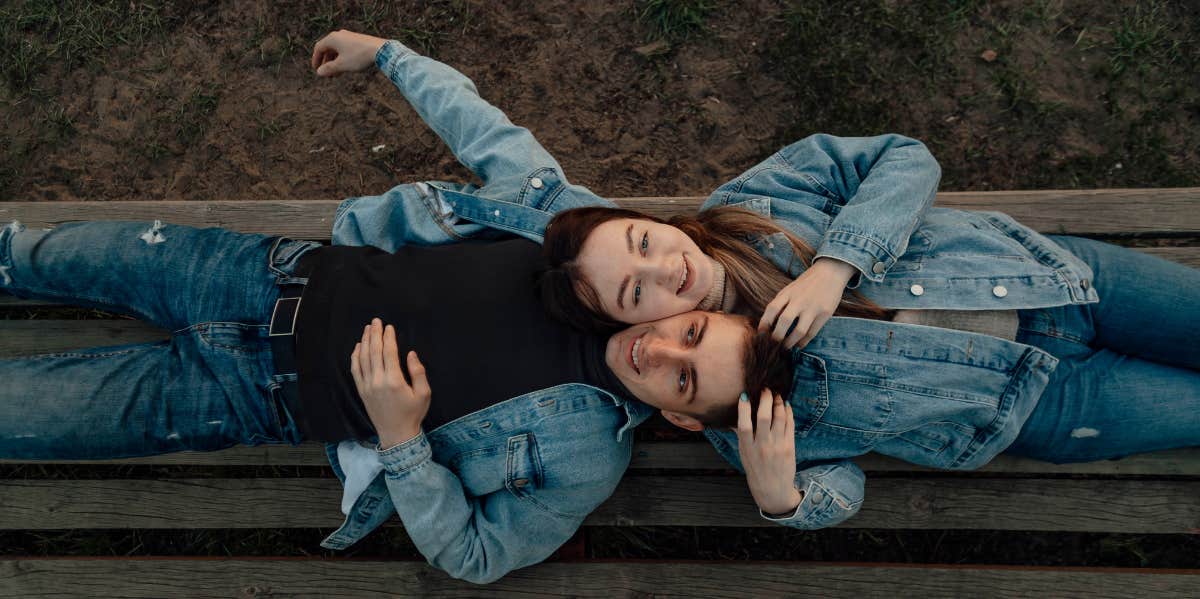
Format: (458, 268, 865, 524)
(539, 205, 891, 332)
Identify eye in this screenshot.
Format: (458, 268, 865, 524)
(633, 283, 642, 305)
(686, 323, 696, 345)
(640, 232, 649, 255)
(678, 369, 688, 393)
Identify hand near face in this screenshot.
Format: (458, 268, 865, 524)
(350, 318, 431, 448)
(736, 389, 802, 517)
(758, 257, 857, 350)
(312, 30, 388, 77)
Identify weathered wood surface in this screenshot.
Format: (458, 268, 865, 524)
(0, 559, 1197, 599)
(1, 188, 1198, 236)
(3, 442, 1199, 476)
(0, 477, 1195, 533)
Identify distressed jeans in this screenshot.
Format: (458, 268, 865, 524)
(0, 220, 316, 459)
(1006, 235, 1200, 463)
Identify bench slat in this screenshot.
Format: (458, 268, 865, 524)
(1, 477, 1195, 533)
(0, 559, 1196, 598)
(2, 442, 1198, 476)
(1, 188, 1198, 236)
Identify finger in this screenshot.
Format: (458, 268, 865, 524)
(758, 298, 785, 333)
(735, 392, 753, 441)
(370, 319, 385, 375)
(407, 351, 432, 402)
(317, 59, 341, 77)
(382, 325, 400, 374)
(799, 312, 833, 350)
(771, 392, 786, 435)
(359, 324, 373, 378)
(350, 342, 363, 388)
(311, 36, 327, 70)
(756, 388, 773, 437)
(785, 400, 795, 438)
(771, 306, 800, 342)
(783, 313, 814, 349)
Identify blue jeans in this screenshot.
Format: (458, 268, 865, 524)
(1007, 235, 1200, 463)
(0, 220, 316, 459)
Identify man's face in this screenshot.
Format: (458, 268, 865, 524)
(605, 310, 748, 422)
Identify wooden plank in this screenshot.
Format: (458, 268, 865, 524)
(0, 559, 1197, 598)
(1, 442, 1198, 476)
(0, 477, 1195, 533)
(0, 320, 167, 357)
(1, 188, 1198, 236)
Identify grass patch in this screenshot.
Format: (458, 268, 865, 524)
(636, 0, 715, 43)
(0, 0, 183, 97)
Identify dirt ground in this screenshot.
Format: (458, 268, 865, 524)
(2, 0, 1197, 204)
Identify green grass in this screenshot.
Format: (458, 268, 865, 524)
(636, 0, 715, 43)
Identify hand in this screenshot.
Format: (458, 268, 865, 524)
(312, 30, 388, 77)
(736, 389, 802, 517)
(350, 318, 431, 448)
(758, 257, 857, 349)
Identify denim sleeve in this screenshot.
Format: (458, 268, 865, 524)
(373, 432, 611, 584)
(375, 40, 564, 189)
(759, 460, 866, 529)
(773, 134, 941, 287)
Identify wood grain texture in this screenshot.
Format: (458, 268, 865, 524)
(3, 442, 1197, 476)
(0, 477, 1195, 533)
(1, 188, 1197, 236)
(0, 559, 1197, 598)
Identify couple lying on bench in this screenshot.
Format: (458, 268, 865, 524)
(1, 30, 1197, 584)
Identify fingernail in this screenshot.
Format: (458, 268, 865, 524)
(739, 392, 748, 402)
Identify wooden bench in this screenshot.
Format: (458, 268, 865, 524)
(1, 189, 1198, 597)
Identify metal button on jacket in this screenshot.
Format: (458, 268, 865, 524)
(529, 177, 544, 189)
(1081, 279, 1090, 290)
(992, 285, 1009, 298)
(910, 284, 925, 296)
(872, 262, 887, 275)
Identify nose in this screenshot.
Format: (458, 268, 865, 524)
(637, 254, 674, 290)
(641, 333, 684, 367)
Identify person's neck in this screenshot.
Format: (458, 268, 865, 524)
(696, 257, 737, 312)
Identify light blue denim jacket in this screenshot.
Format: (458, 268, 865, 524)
(320, 41, 654, 584)
(329, 40, 1098, 560)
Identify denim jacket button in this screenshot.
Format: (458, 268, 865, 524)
(872, 261, 886, 275)
(1080, 279, 1090, 290)
(992, 285, 1009, 298)
(529, 177, 544, 189)
(909, 284, 924, 296)
(513, 478, 529, 488)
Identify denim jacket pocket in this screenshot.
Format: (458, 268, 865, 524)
(788, 353, 830, 437)
(505, 433, 546, 501)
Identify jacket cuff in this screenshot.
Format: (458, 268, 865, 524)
(817, 229, 897, 288)
(376, 431, 433, 475)
(375, 39, 418, 73)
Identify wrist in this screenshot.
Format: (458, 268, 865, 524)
(813, 257, 857, 285)
(377, 424, 422, 450)
(761, 487, 804, 517)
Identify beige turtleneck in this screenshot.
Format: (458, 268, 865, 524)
(696, 257, 738, 313)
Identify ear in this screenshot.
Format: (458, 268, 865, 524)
(661, 409, 705, 432)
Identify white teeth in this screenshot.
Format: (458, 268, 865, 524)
(632, 337, 643, 371)
(677, 259, 688, 292)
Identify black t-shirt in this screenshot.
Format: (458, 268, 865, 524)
(292, 238, 626, 442)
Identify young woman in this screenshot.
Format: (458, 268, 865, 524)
(538, 134, 1200, 525)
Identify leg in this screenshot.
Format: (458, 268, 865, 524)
(0, 220, 318, 331)
(1008, 325, 1200, 462)
(0, 326, 298, 460)
(1048, 235, 1200, 371)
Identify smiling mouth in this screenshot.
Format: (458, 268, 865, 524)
(629, 333, 645, 375)
(676, 255, 694, 295)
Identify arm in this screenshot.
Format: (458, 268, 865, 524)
(350, 319, 603, 583)
(314, 30, 563, 190)
(745, 134, 940, 348)
(736, 389, 865, 529)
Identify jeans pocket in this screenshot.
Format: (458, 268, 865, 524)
(267, 237, 320, 278)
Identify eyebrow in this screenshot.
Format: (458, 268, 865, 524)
(690, 314, 709, 404)
(616, 224, 635, 311)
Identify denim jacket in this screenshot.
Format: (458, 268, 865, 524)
(320, 40, 654, 584)
(329, 41, 1096, 555)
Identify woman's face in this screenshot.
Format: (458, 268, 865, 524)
(575, 218, 715, 324)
